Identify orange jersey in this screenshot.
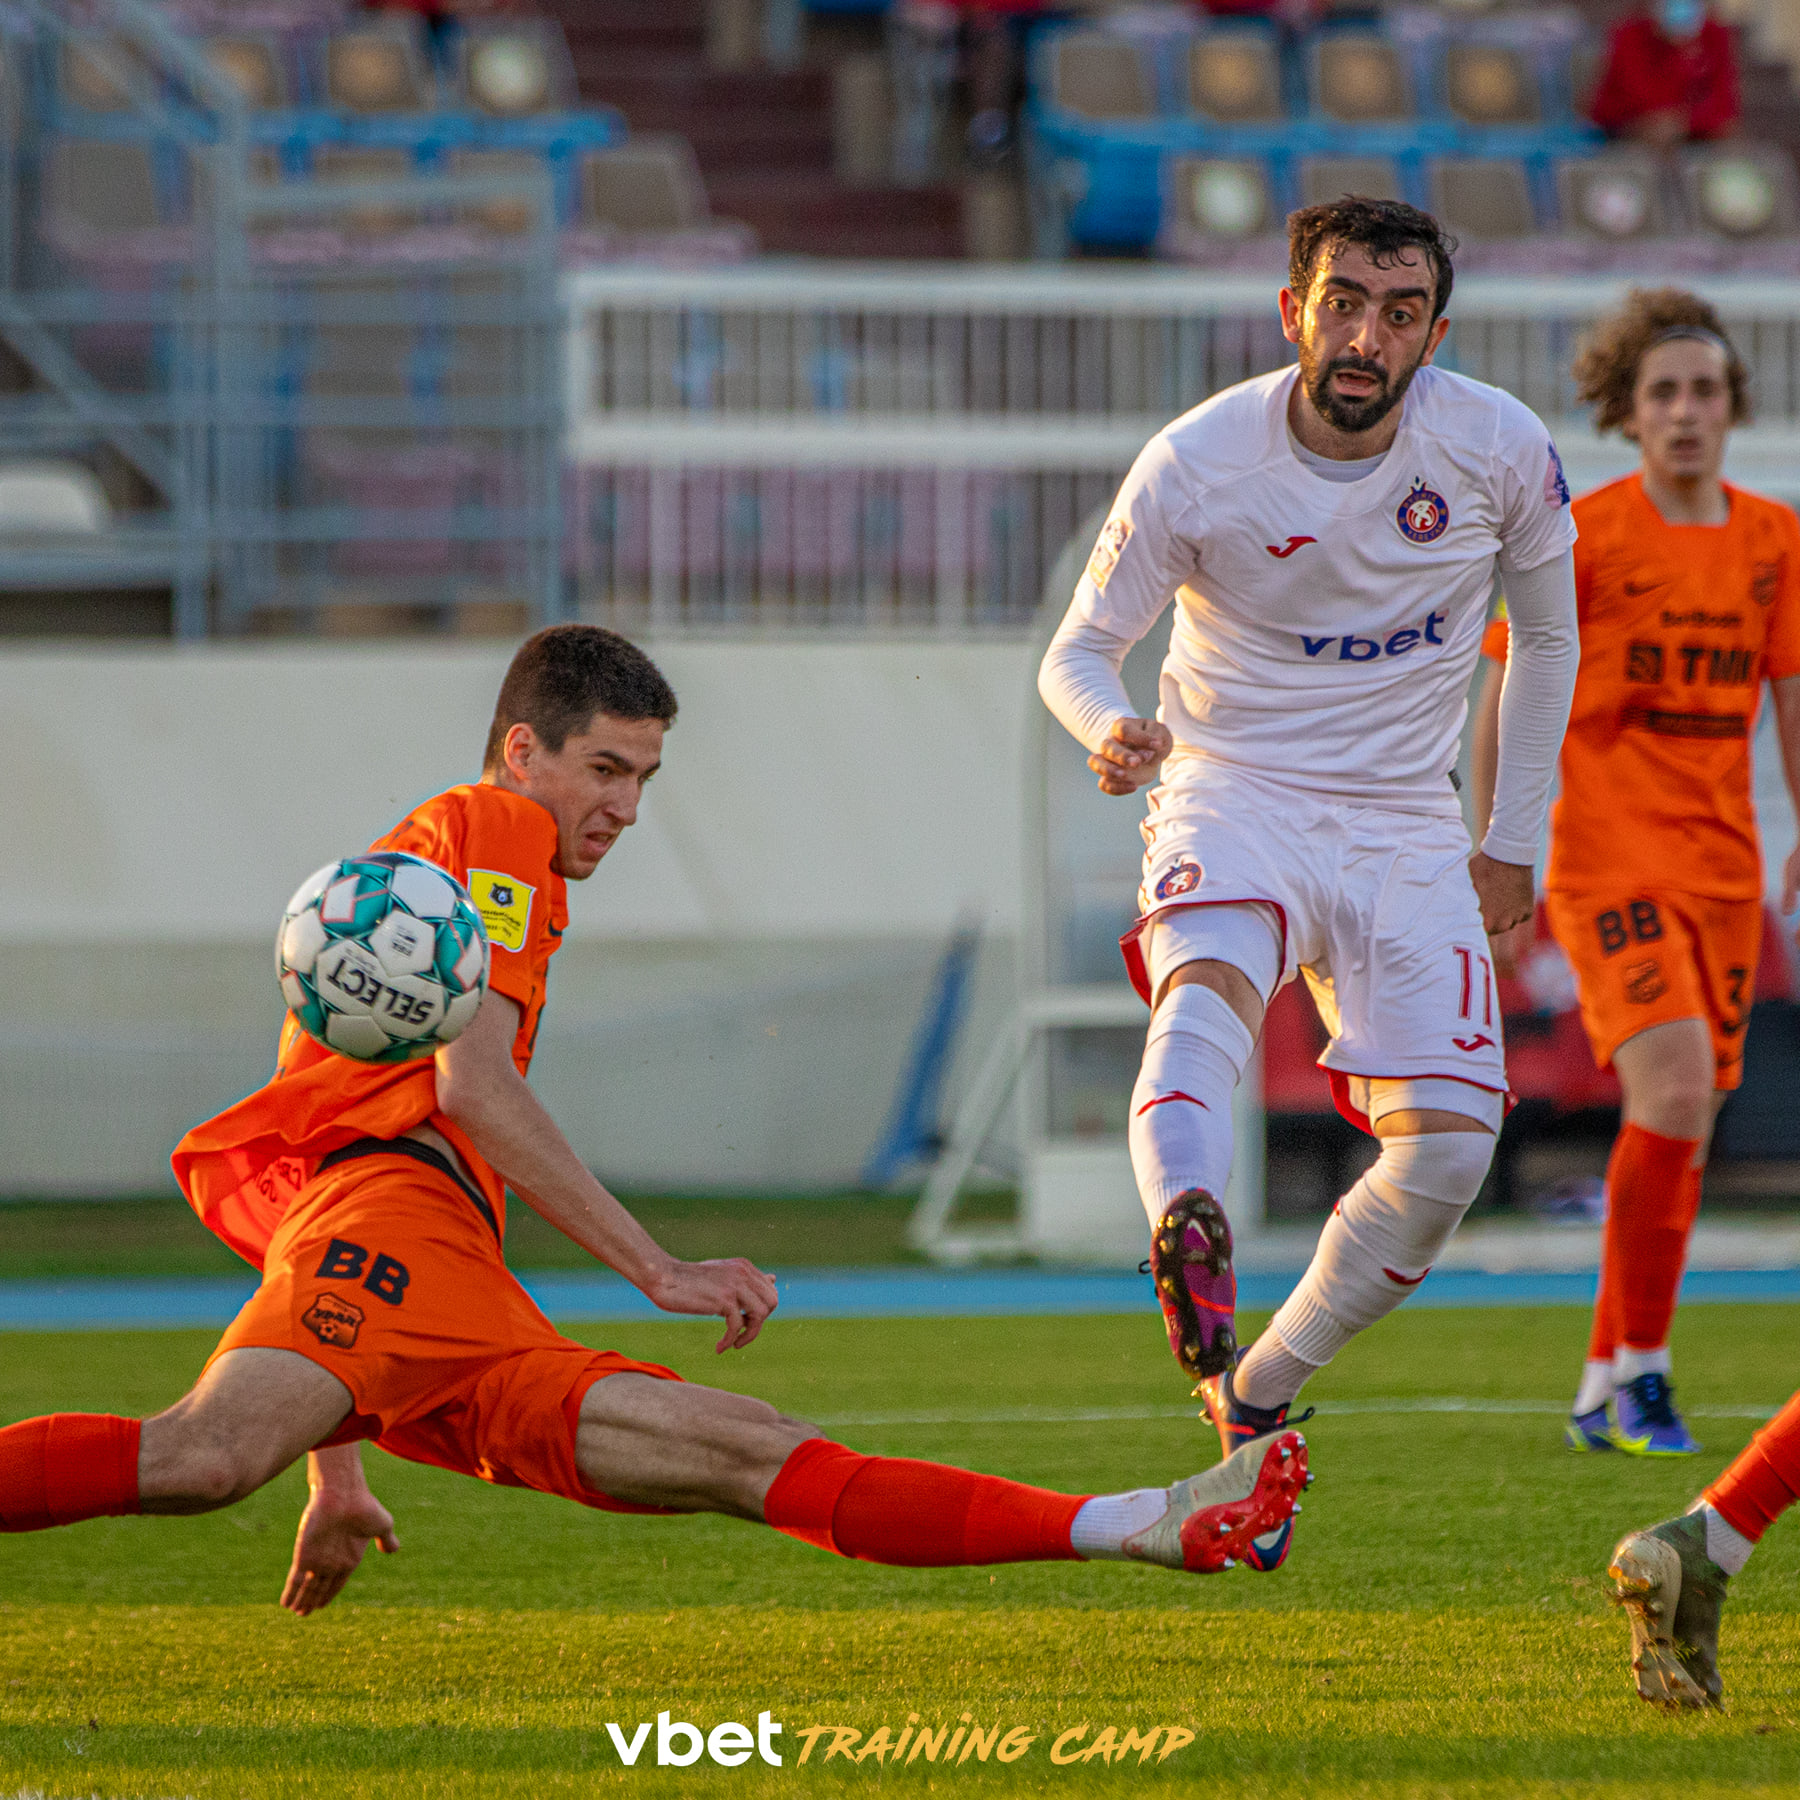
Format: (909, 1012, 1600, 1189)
(172, 783, 568, 1268)
(1482, 473, 1800, 898)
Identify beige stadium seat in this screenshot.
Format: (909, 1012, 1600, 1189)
(1170, 156, 1276, 237)
(60, 38, 137, 112)
(1312, 36, 1411, 124)
(1299, 155, 1403, 209)
(0, 461, 111, 535)
(1681, 143, 1799, 238)
(311, 145, 419, 238)
(45, 139, 161, 234)
(580, 136, 712, 231)
(202, 37, 287, 110)
(324, 22, 433, 114)
(449, 148, 548, 238)
(456, 20, 576, 118)
(1557, 150, 1667, 240)
(1443, 45, 1539, 128)
(1047, 35, 1156, 122)
(1187, 32, 1281, 125)
(1429, 157, 1536, 239)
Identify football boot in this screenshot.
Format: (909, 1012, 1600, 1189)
(1148, 1189, 1237, 1380)
(1194, 1363, 1314, 1571)
(1564, 1401, 1614, 1452)
(1122, 1429, 1309, 1575)
(1610, 1373, 1701, 1456)
(1609, 1511, 1728, 1708)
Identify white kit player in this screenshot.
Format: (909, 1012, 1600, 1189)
(1039, 198, 1580, 1570)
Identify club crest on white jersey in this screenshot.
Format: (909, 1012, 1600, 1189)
(1396, 482, 1449, 543)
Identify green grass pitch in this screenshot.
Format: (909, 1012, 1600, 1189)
(4, 1303, 1800, 1797)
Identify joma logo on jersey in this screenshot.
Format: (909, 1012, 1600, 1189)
(1301, 610, 1448, 662)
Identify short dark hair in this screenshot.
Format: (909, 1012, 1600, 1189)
(1572, 287, 1750, 436)
(1286, 196, 1458, 324)
(483, 625, 677, 770)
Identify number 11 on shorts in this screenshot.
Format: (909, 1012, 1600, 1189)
(1453, 946, 1493, 1027)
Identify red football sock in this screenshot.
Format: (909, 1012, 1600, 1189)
(1707, 1391, 1800, 1543)
(1598, 1124, 1702, 1354)
(0, 1414, 141, 1532)
(763, 1438, 1085, 1566)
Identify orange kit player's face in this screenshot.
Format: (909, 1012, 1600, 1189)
(1628, 339, 1732, 489)
(495, 711, 664, 879)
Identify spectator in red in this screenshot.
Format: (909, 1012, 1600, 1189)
(1589, 0, 1739, 146)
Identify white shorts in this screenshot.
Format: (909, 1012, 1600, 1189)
(1122, 764, 1507, 1124)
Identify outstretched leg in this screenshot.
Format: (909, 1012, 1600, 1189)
(573, 1373, 1307, 1575)
(1, 1348, 351, 1531)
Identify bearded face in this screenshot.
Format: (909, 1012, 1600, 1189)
(1296, 330, 1428, 437)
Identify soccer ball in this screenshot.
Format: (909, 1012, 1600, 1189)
(276, 852, 490, 1063)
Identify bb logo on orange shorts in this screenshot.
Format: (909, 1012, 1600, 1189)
(302, 1292, 365, 1349)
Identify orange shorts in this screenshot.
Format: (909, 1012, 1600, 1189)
(208, 1147, 683, 1513)
(1544, 887, 1762, 1090)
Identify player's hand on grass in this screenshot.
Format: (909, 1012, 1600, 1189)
(281, 1484, 399, 1617)
(644, 1256, 780, 1352)
(1469, 851, 1534, 945)
(1090, 717, 1172, 795)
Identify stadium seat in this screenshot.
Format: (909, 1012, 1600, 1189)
(455, 20, 577, 119)
(1045, 34, 1156, 122)
(201, 36, 288, 110)
(323, 20, 434, 115)
(43, 138, 162, 237)
(1443, 44, 1540, 128)
(579, 136, 712, 231)
(1429, 156, 1536, 239)
(58, 38, 136, 113)
(311, 146, 419, 238)
(1680, 142, 1799, 239)
(449, 148, 547, 236)
(1556, 149, 1668, 240)
(1300, 154, 1402, 207)
(1186, 31, 1282, 125)
(0, 461, 111, 536)
(1311, 35, 1412, 124)
(1169, 156, 1277, 238)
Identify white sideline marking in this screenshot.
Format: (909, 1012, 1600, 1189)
(814, 1398, 1781, 1427)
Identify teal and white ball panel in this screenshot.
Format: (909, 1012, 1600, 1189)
(275, 851, 490, 1064)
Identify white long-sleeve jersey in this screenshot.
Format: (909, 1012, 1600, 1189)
(1038, 363, 1579, 863)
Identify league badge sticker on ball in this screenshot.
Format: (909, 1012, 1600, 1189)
(276, 852, 490, 1062)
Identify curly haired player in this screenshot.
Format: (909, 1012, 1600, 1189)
(1473, 289, 1800, 1457)
(0, 626, 1308, 1599)
(1038, 197, 1578, 1572)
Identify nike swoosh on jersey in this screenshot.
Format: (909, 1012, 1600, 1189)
(1623, 579, 1667, 596)
(1265, 536, 1317, 558)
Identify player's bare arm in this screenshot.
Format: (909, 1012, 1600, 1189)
(1469, 664, 1534, 977)
(1775, 673, 1800, 914)
(1090, 715, 1174, 794)
(280, 1444, 399, 1617)
(431, 988, 777, 1351)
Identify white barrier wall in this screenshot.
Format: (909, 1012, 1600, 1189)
(0, 641, 1035, 1195)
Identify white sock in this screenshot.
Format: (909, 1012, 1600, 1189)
(1614, 1345, 1672, 1384)
(1573, 1358, 1613, 1416)
(1244, 1133, 1491, 1407)
(1689, 1500, 1755, 1576)
(1233, 1334, 1322, 1413)
(1071, 1486, 1172, 1560)
(1127, 984, 1252, 1226)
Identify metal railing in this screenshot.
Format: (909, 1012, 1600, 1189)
(565, 263, 1800, 635)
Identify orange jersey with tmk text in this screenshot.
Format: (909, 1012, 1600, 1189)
(1483, 473, 1800, 898)
(172, 782, 568, 1268)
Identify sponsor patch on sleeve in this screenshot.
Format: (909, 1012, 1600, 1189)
(1544, 440, 1571, 507)
(1086, 516, 1132, 592)
(467, 869, 534, 953)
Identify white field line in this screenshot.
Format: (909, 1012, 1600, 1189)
(813, 1398, 1782, 1427)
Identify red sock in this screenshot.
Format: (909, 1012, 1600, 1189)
(1707, 1391, 1800, 1543)
(1599, 1124, 1702, 1355)
(763, 1438, 1085, 1566)
(0, 1414, 141, 1532)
